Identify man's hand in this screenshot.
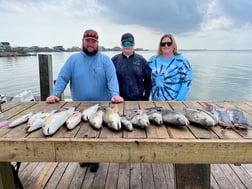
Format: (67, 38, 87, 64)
(46, 96, 60, 103)
(111, 96, 124, 103)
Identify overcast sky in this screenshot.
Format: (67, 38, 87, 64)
(1, 0, 252, 50)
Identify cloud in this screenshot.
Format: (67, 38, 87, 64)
(1, 0, 252, 49)
(97, 0, 252, 35)
(97, 0, 203, 34)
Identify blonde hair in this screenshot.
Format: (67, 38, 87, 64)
(157, 34, 181, 56)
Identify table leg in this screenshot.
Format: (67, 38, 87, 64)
(0, 162, 16, 189)
(174, 164, 210, 189)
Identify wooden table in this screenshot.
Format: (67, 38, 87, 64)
(0, 101, 252, 189)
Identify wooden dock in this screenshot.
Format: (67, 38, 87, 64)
(1, 100, 252, 189)
(15, 162, 252, 189)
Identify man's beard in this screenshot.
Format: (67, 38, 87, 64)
(82, 46, 98, 56)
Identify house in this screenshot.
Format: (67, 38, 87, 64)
(0, 42, 11, 51)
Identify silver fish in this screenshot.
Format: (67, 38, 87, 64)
(184, 108, 217, 128)
(103, 106, 121, 131)
(66, 111, 82, 130)
(162, 109, 189, 127)
(89, 109, 104, 130)
(120, 116, 133, 131)
(81, 104, 100, 121)
(129, 110, 149, 129)
(147, 109, 163, 126)
(43, 107, 75, 136)
(8, 112, 33, 128)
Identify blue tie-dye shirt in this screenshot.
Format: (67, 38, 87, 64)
(149, 55, 192, 101)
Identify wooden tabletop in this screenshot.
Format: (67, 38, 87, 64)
(0, 100, 252, 164)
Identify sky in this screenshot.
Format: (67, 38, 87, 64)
(1, 0, 252, 50)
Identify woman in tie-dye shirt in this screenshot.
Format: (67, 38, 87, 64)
(149, 34, 192, 101)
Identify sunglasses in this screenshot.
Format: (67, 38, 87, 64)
(84, 32, 98, 39)
(160, 41, 173, 47)
(122, 41, 134, 47)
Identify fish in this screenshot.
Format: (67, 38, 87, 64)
(0, 120, 9, 128)
(184, 108, 217, 128)
(103, 105, 121, 131)
(89, 109, 104, 130)
(81, 104, 100, 121)
(128, 109, 149, 129)
(146, 109, 163, 126)
(227, 108, 250, 129)
(162, 109, 189, 127)
(66, 111, 82, 130)
(202, 102, 234, 128)
(25, 110, 58, 133)
(43, 107, 75, 136)
(8, 112, 33, 128)
(120, 116, 133, 131)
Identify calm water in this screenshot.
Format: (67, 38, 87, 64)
(1, 50, 252, 101)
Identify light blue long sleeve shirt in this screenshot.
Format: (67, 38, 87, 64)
(149, 54, 192, 101)
(52, 51, 120, 101)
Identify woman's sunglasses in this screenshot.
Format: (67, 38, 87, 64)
(160, 41, 173, 47)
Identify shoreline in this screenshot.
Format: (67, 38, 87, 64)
(0, 52, 36, 57)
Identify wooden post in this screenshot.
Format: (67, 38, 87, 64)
(174, 164, 210, 189)
(0, 162, 16, 189)
(39, 54, 53, 101)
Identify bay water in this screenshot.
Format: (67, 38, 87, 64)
(0, 50, 252, 101)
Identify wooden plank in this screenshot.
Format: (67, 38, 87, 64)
(22, 162, 49, 189)
(141, 163, 155, 189)
(218, 164, 247, 189)
(56, 163, 79, 189)
(44, 162, 69, 189)
(130, 163, 142, 189)
(1, 138, 251, 163)
(32, 162, 58, 189)
(92, 163, 109, 188)
(117, 163, 130, 189)
(211, 164, 235, 189)
(68, 163, 87, 189)
(105, 163, 120, 189)
(229, 164, 252, 189)
(152, 163, 168, 189)
(20, 162, 40, 188)
(163, 163, 175, 189)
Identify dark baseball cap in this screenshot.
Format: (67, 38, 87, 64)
(121, 33, 134, 42)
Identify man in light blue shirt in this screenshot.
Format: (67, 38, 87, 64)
(46, 29, 124, 172)
(46, 29, 123, 103)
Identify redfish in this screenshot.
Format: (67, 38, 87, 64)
(43, 107, 75, 136)
(103, 105, 121, 131)
(66, 111, 82, 130)
(82, 104, 100, 121)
